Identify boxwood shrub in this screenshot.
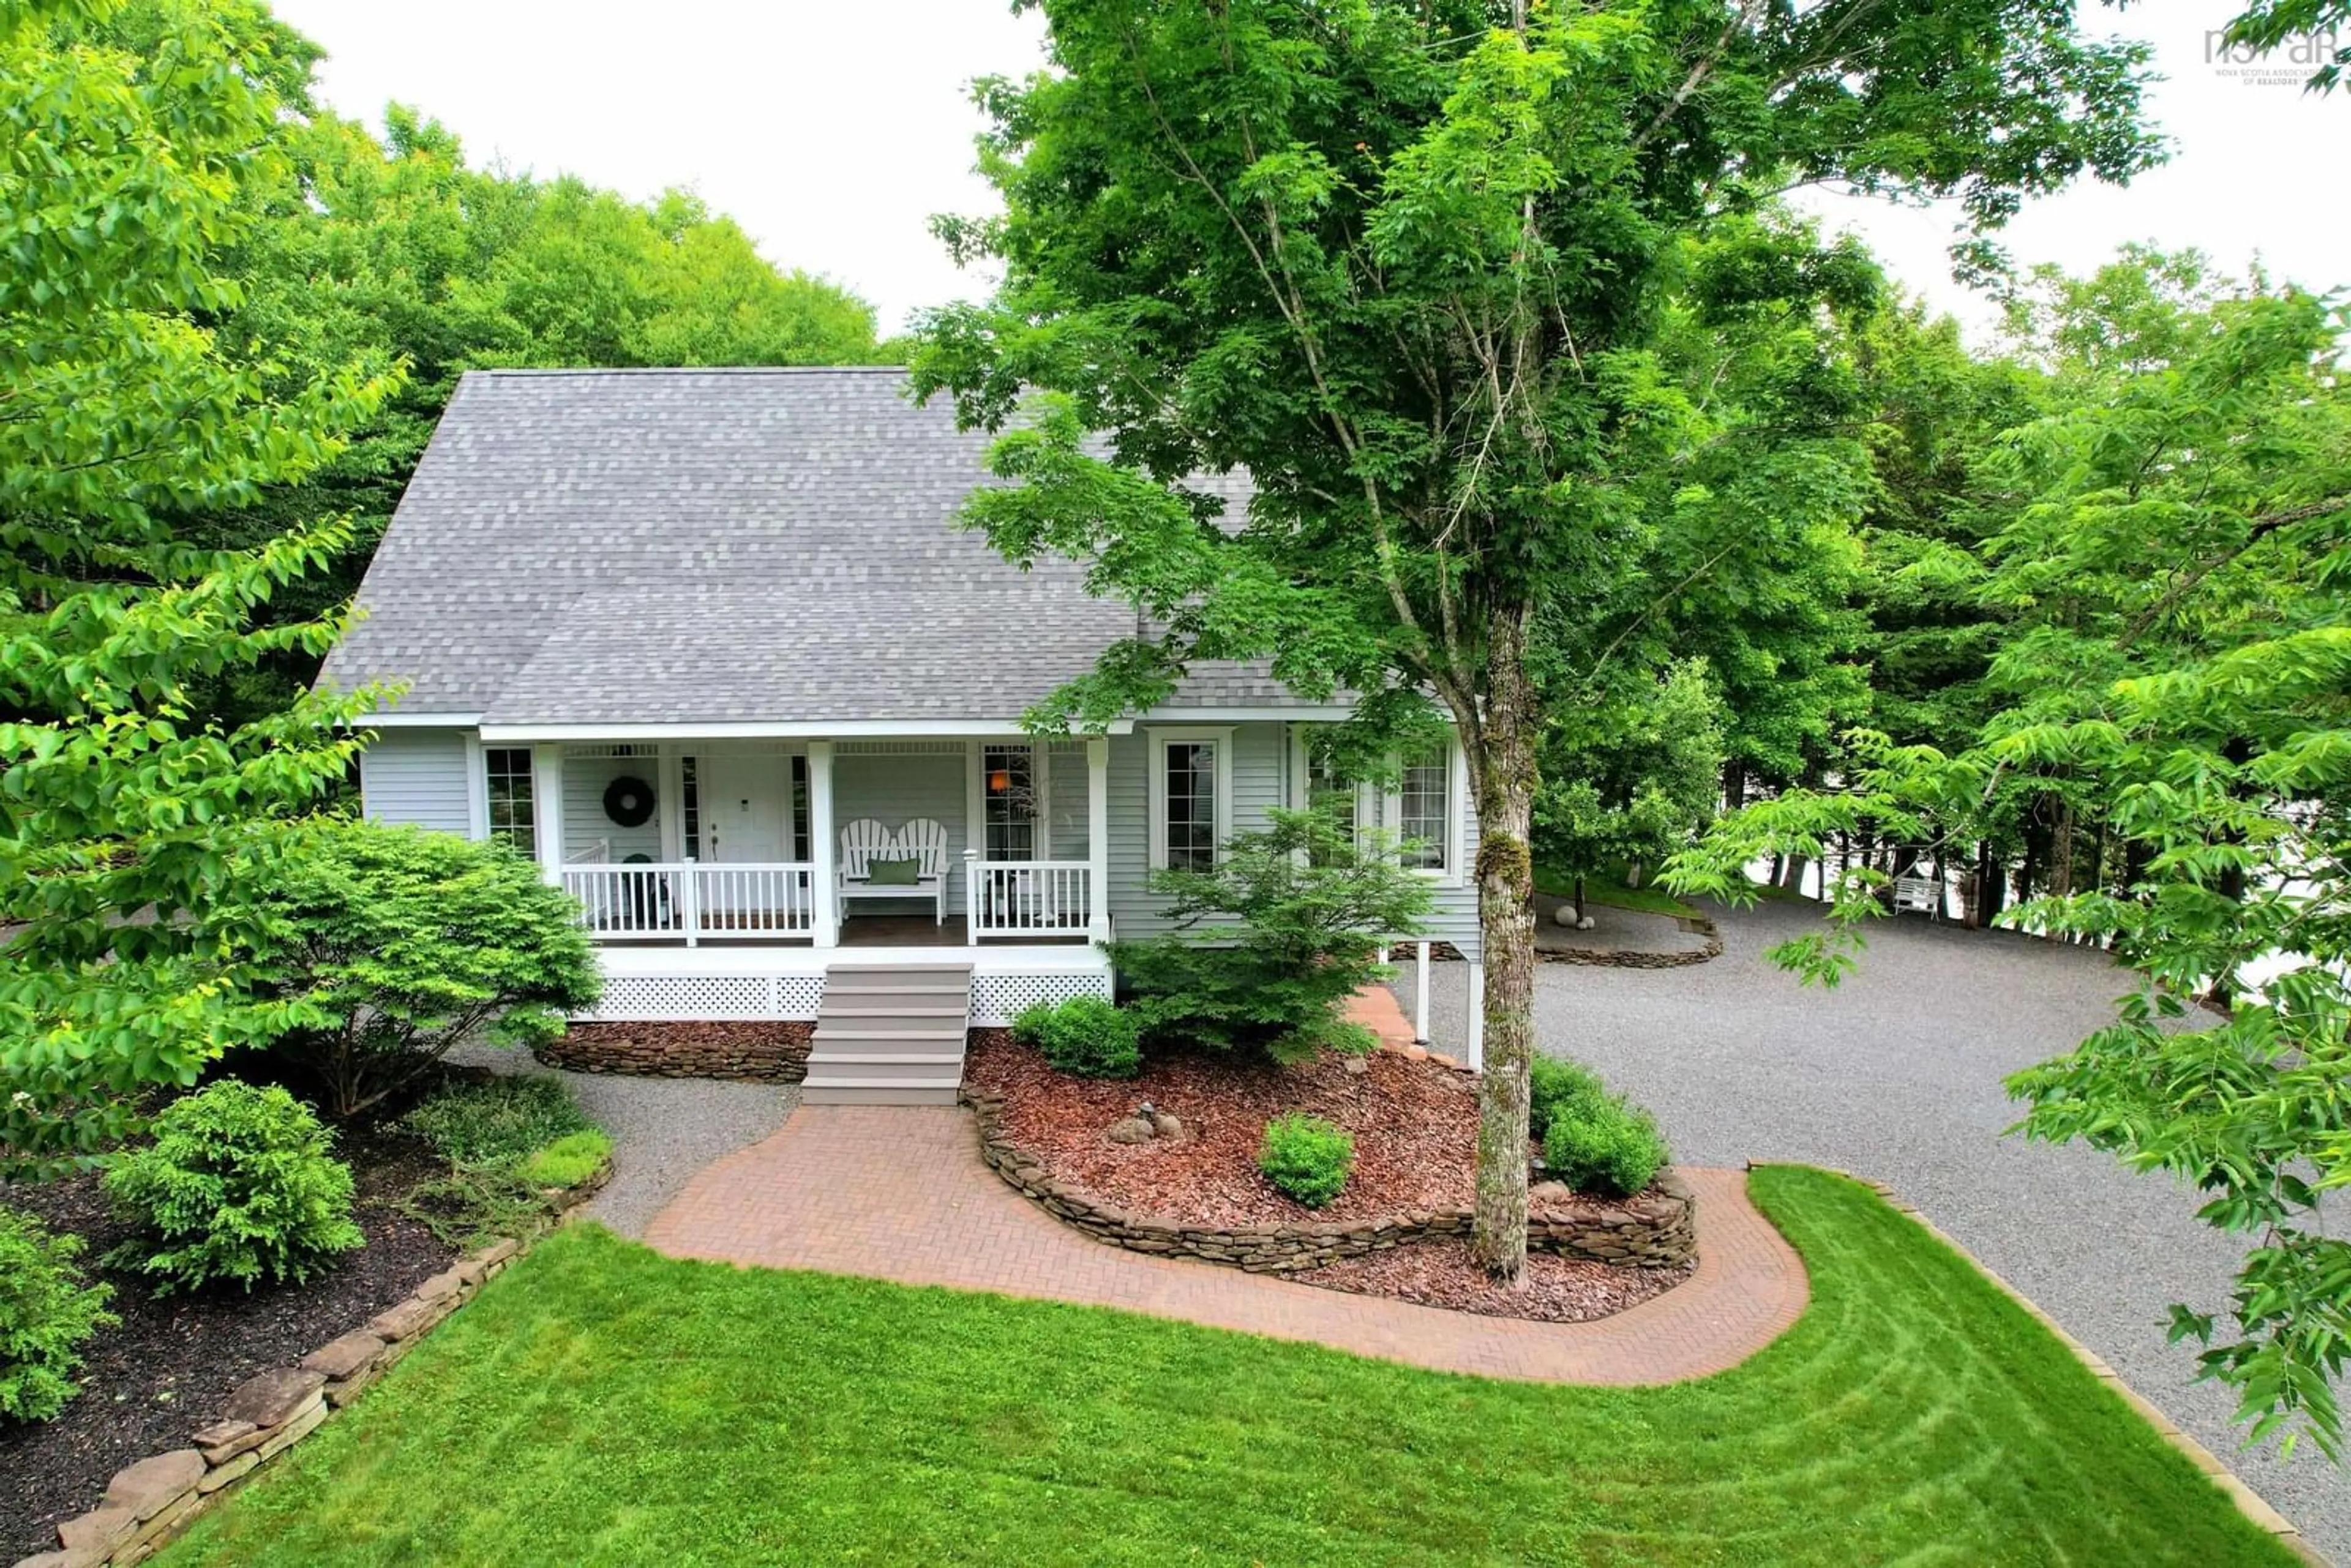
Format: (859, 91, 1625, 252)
(102, 1082, 364, 1294)
(1542, 1095, 1670, 1198)
(1258, 1113, 1355, 1207)
(1011, 995, 1142, 1079)
(0, 1206, 118, 1421)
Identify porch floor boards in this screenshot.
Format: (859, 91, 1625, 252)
(586, 915, 1092, 951)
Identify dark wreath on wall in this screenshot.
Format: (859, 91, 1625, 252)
(602, 775, 655, 828)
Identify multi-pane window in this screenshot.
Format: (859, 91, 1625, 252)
(485, 747, 534, 853)
(680, 757, 700, 859)
(982, 743, 1036, 861)
(1397, 747, 1450, 871)
(1305, 751, 1357, 866)
(790, 755, 811, 862)
(1163, 740, 1219, 872)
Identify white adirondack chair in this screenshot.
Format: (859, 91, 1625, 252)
(835, 817, 950, 926)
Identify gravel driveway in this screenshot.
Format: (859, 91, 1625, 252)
(448, 1040, 798, 1238)
(1395, 898, 2350, 1562)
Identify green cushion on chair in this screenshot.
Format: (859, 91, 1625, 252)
(864, 857, 921, 887)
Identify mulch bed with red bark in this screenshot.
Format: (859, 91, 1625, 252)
(1292, 1238, 1693, 1323)
(964, 1029, 1488, 1226)
(0, 1126, 458, 1563)
(961, 1030, 1695, 1324)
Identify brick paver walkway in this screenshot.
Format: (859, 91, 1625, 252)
(643, 1105, 1809, 1384)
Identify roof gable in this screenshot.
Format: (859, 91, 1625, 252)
(320, 367, 1278, 726)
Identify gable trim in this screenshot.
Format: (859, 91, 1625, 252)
(478, 718, 1140, 743)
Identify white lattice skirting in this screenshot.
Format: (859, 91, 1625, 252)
(968, 972, 1114, 1028)
(577, 967, 1108, 1025)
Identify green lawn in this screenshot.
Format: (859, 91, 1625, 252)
(1533, 863, 1704, 920)
(162, 1168, 2290, 1567)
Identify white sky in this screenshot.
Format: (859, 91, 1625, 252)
(275, 0, 2344, 342)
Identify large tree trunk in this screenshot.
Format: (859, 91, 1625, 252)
(1469, 613, 1539, 1281)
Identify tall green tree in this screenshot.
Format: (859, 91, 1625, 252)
(1534, 658, 1726, 910)
(915, 0, 2154, 1273)
(1669, 255, 2351, 1450)
(0, 0, 394, 1173)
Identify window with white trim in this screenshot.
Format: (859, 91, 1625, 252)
(981, 743, 1037, 861)
(1392, 747, 1448, 869)
(1305, 749, 1360, 866)
(1149, 729, 1231, 871)
(485, 747, 534, 853)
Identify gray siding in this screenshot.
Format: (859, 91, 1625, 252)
(1104, 721, 1482, 959)
(1361, 760, 1481, 959)
(359, 729, 471, 835)
(836, 749, 970, 915)
(563, 751, 664, 863)
(1104, 721, 1284, 938)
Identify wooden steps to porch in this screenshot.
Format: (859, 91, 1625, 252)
(800, 964, 973, 1106)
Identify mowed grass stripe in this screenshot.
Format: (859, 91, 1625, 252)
(159, 1168, 2297, 1567)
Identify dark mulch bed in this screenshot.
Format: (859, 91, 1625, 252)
(1292, 1237, 1695, 1323)
(0, 1125, 457, 1562)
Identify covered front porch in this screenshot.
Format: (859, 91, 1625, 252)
(516, 735, 1112, 949)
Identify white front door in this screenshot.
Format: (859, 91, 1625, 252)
(700, 754, 787, 863)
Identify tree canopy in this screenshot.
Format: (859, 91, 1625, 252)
(1669, 251, 2351, 1453)
(0, 0, 391, 1172)
(915, 0, 2156, 1274)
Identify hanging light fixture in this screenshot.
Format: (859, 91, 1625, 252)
(988, 767, 1011, 793)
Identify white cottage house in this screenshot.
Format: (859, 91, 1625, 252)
(326, 367, 1485, 1099)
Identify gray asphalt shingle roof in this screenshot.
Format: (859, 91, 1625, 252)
(320, 367, 1297, 726)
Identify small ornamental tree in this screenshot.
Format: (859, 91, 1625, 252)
(221, 822, 602, 1120)
(1111, 808, 1432, 1064)
(913, 0, 2156, 1274)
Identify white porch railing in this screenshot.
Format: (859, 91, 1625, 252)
(561, 861, 815, 944)
(966, 858, 1095, 941)
(563, 839, 610, 865)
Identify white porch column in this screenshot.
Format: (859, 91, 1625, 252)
(1086, 737, 1110, 943)
(808, 740, 837, 947)
(1465, 956, 1485, 1072)
(530, 743, 564, 883)
(1414, 941, 1431, 1045)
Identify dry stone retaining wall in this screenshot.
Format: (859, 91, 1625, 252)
(534, 1020, 812, 1082)
(15, 1165, 610, 1568)
(964, 1090, 1695, 1272)
(1536, 913, 1723, 970)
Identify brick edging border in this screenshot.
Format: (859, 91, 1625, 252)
(962, 1088, 1697, 1272)
(15, 1160, 614, 1568)
(1812, 1165, 2330, 1568)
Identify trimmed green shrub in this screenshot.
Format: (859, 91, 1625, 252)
(1543, 1095, 1670, 1198)
(1111, 808, 1434, 1065)
(1258, 1113, 1355, 1208)
(102, 1082, 364, 1294)
(219, 820, 602, 1119)
(402, 1075, 594, 1169)
(1011, 995, 1142, 1078)
(520, 1131, 613, 1190)
(1529, 1054, 1608, 1142)
(0, 1206, 118, 1421)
